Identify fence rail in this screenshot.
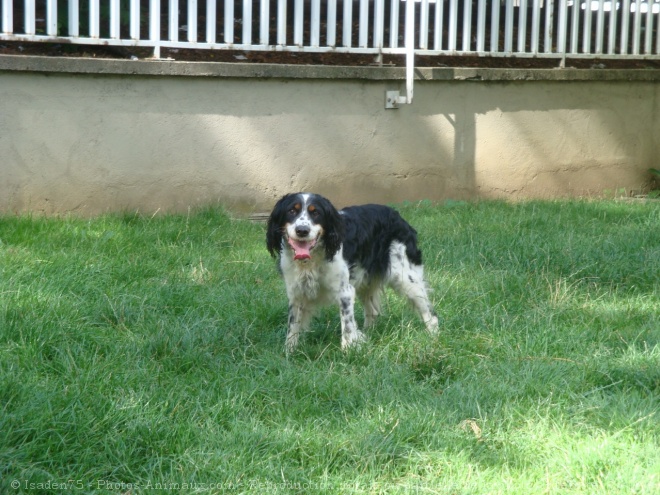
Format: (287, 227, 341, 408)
(2, 0, 659, 103)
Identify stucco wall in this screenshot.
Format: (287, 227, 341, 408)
(1, 55, 658, 214)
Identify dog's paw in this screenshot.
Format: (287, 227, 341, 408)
(425, 315, 440, 335)
(341, 329, 367, 350)
(285, 333, 301, 354)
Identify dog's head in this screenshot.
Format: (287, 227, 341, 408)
(266, 193, 344, 261)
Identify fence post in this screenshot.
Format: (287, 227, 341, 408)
(405, 0, 414, 103)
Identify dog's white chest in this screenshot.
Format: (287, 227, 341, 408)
(281, 255, 346, 305)
(292, 267, 322, 300)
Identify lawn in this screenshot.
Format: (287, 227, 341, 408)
(0, 200, 658, 494)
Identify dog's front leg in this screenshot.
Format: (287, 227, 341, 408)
(339, 284, 365, 350)
(286, 303, 312, 353)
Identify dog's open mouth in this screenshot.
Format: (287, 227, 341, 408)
(287, 237, 318, 260)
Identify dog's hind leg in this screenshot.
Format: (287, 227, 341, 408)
(358, 284, 382, 329)
(339, 283, 366, 349)
(387, 242, 439, 333)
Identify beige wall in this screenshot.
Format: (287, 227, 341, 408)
(1, 56, 658, 214)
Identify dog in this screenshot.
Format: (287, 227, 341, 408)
(266, 192, 439, 352)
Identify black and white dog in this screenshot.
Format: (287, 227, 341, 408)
(266, 192, 438, 352)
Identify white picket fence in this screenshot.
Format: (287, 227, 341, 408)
(2, 0, 659, 103)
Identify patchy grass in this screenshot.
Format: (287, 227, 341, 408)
(0, 200, 658, 494)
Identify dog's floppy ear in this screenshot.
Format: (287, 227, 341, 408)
(317, 196, 344, 261)
(266, 194, 292, 258)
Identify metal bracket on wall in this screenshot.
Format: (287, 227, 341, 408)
(385, 91, 408, 109)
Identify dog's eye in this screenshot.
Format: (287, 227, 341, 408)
(288, 203, 302, 216)
(310, 210, 320, 218)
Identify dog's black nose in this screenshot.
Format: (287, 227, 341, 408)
(295, 226, 311, 238)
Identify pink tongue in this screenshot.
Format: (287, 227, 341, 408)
(288, 239, 313, 260)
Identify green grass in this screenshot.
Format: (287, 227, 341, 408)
(1, 200, 658, 494)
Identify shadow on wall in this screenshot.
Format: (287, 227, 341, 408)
(415, 78, 658, 200)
